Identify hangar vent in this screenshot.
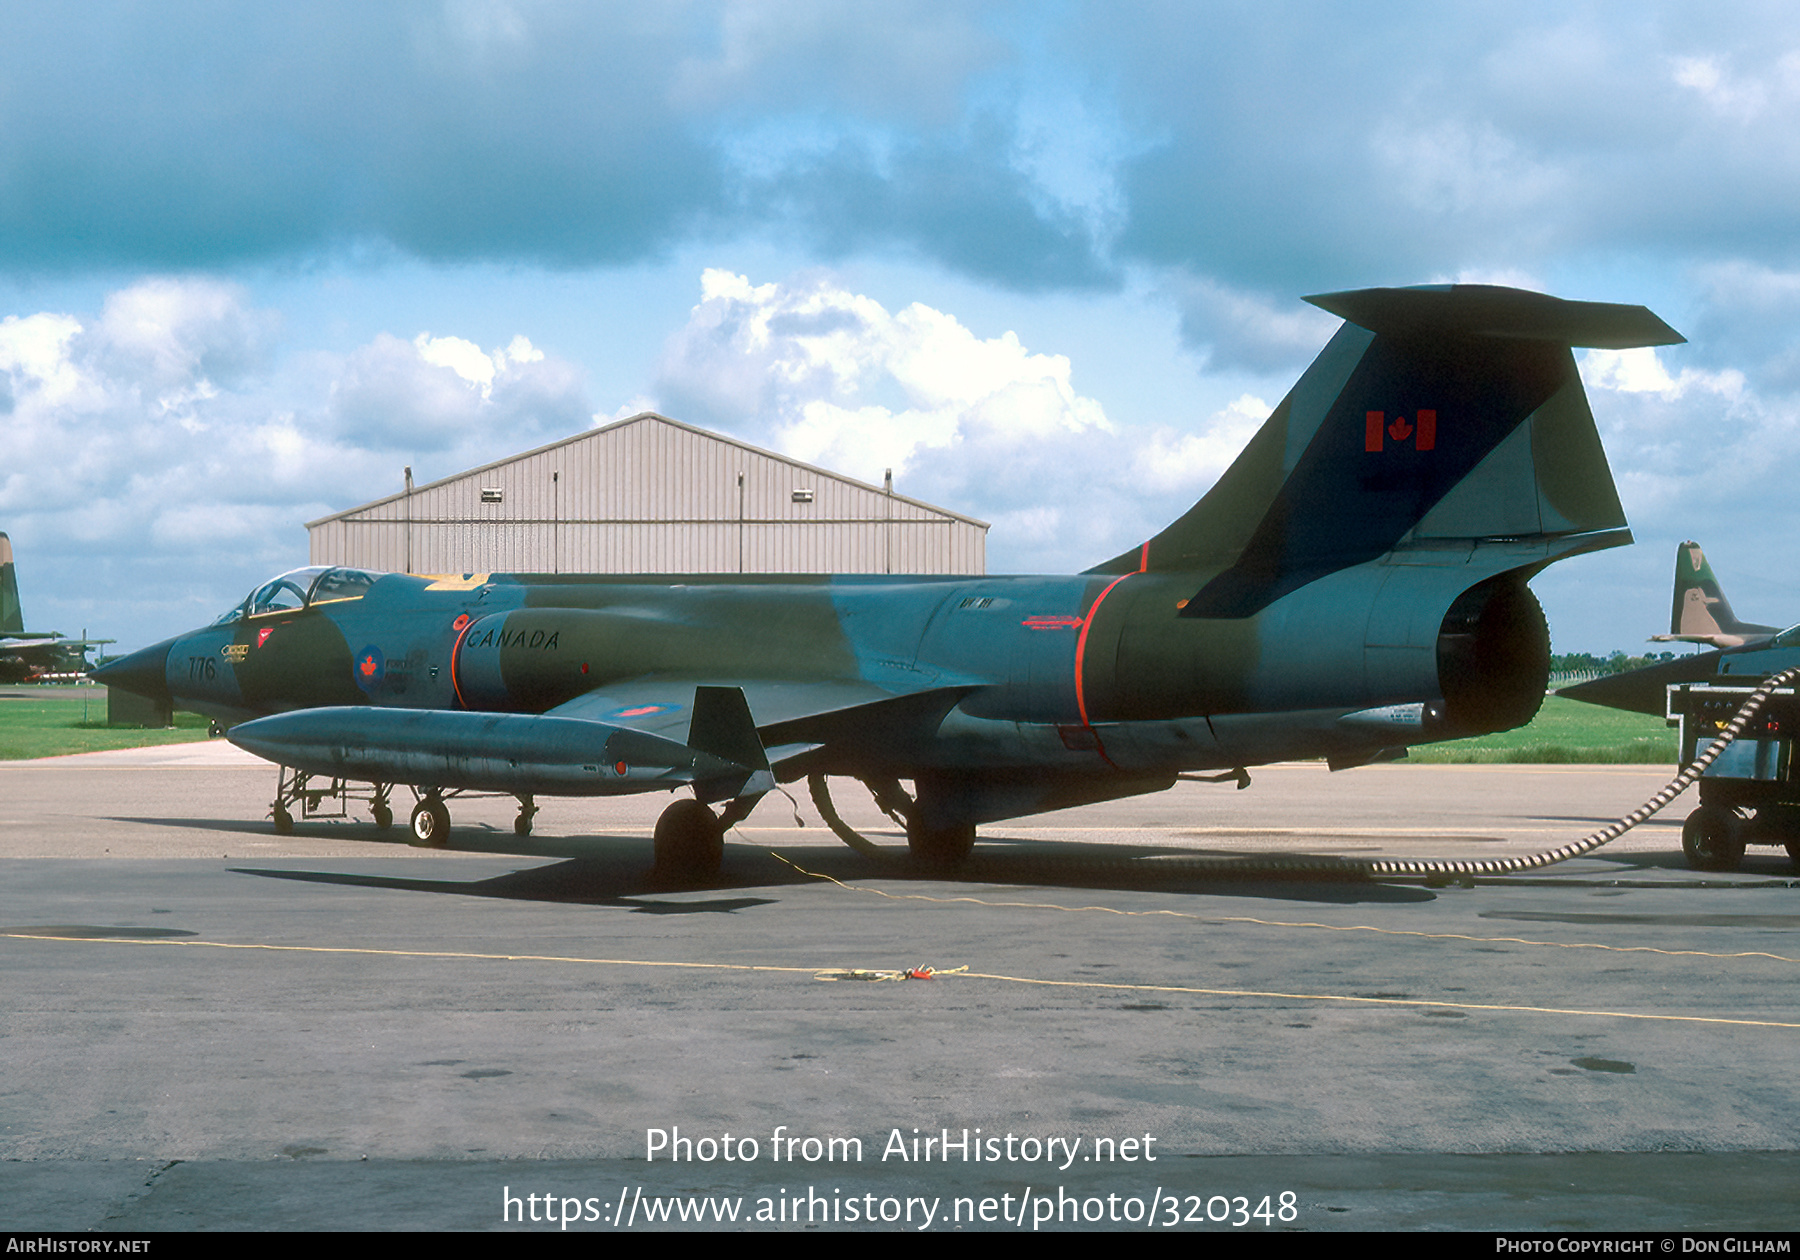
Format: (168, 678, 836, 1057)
(306, 412, 988, 576)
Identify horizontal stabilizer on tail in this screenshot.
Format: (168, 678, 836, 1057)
(1304, 285, 1685, 349)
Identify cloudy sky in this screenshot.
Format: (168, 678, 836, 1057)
(3, 1, 1798, 653)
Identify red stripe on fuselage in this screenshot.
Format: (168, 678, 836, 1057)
(448, 618, 476, 710)
(1073, 572, 1134, 730)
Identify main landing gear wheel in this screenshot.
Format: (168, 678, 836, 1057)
(906, 817, 975, 868)
(1682, 804, 1745, 872)
(272, 806, 293, 836)
(653, 799, 724, 883)
(410, 798, 451, 848)
(514, 795, 537, 838)
(371, 803, 393, 831)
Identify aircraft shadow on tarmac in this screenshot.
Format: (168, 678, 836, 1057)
(218, 827, 1437, 907)
(232, 861, 780, 914)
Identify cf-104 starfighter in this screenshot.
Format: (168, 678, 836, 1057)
(96, 285, 1682, 879)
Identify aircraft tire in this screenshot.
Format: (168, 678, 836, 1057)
(514, 815, 533, 837)
(372, 804, 393, 830)
(1682, 805, 1745, 872)
(410, 799, 451, 848)
(653, 799, 723, 882)
(1786, 840, 1800, 870)
(1752, 803, 1800, 841)
(272, 806, 293, 836)
(907, 818, 975, 867)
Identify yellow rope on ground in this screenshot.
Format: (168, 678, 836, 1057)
(6, 931, 1792, 1030)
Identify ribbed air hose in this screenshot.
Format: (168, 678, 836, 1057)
(806, 666, 1800, 880)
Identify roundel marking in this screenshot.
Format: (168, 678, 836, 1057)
(354, 645, 386, 690)
(606, 703, 680, 720)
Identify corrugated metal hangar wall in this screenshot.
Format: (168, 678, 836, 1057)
(307, 413, 988, 576)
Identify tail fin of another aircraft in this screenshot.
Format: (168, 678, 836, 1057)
(1650, 540, 1779, 648)
(0, 533, 23, 634)
(1090, 285, 1684, 617)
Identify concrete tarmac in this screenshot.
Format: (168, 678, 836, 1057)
(3, 748, 1798, 1232)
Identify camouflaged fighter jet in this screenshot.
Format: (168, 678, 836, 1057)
(1650, 540, 1779, 650)
(1558, 539, 1788, 719)
(1558, 559, 1796, 720)
(0, 532, 112, 683)
(94, 284, 1682, 879)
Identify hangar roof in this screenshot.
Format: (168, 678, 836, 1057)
(305, 411, 987, 530)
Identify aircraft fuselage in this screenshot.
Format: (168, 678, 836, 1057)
(130, 550, 1546, 787)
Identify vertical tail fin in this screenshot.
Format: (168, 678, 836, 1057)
(0, 534, 23, 634)
(1651, 540, 1779, 647)
(1090, 285, 1683, 618)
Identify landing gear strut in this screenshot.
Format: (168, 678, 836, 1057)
(514, 794, 537, 837)
(653, 798, 724, 882)
(806, 774, 978, 867)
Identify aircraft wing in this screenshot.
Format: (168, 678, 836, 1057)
(229, 675, 983, 803)
(1, 634, 112, 651)
(0, 633, 112, 680)
(542, 674, 982, 774)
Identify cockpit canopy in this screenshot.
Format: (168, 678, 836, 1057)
(212, 567, 381, 625)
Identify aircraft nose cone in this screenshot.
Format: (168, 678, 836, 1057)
(90, 640, 174, 703)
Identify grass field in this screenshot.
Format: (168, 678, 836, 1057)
(0, 687, 212, 760)
(1406, 695, 1676, 763)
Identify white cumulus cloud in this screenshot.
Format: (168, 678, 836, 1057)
(653, 269, 1288, 571)
(657, 268, 1114, 485)
(0, 277, 591, 642)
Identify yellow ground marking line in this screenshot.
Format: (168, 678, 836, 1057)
(5, 930, 1795, 1030)
(951, 973, 1800, 1030)
(0, 932, 820, 975)
(765, 852, 1800, 965)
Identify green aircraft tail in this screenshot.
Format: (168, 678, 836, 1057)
(1659, 540, 1778, 645)
(1091, 285, 1683, 617)
(0, 533, 22, 634)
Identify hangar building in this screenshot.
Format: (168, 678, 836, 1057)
(305, 412, 988, 576)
